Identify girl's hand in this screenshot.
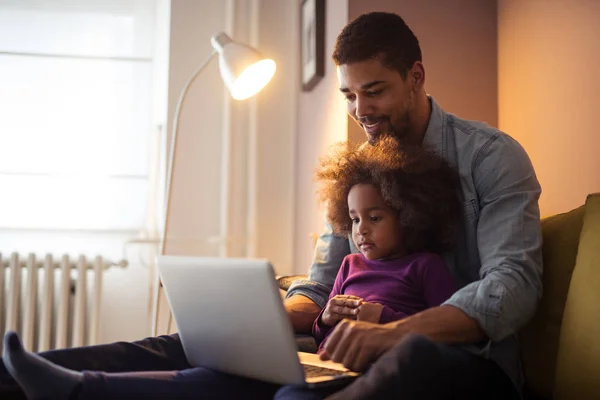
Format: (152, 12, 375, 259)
(321, 295, 363, 327)
(357, 302, 384, 323)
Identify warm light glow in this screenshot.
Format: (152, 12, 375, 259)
(230, 59, 276, 100)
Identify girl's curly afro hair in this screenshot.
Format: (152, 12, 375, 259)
(315, 136, 462, 254)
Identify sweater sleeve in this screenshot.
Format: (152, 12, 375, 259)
(421, 254, 458, 307)
(312, 256, 350, 345)
(378, 306, 409, 324)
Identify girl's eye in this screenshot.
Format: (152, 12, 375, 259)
(370, 216, 381, 222)
(351, 218, 359, 224)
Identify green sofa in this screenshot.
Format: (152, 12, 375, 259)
(280, 193, 600, 399)
(521, 193, 600, 399)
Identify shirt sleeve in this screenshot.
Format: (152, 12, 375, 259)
(312, 256, 350, 345)
(443, 135, 544, 342)
(286, 219, 351, 308)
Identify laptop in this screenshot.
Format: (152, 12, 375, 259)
(157, 255, 359, 386)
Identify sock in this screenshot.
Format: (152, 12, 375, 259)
(3, 331, 83, 400)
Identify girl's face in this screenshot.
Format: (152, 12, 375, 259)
(348, 183, 405, 261)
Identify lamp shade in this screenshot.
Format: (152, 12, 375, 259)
(210, 32, 276, 100)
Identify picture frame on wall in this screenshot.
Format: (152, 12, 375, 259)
(301, 0, 325, 91)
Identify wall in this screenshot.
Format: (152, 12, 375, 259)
(252, 0, 298, 274)
(162, 0, 227, 257)
(293, 0, 348, 275)
(498, 0, 600, 216)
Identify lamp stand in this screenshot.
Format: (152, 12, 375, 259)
(150, 50, 217, 337)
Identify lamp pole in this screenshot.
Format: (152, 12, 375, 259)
(150, 33, 275, 336)
(160, 50, 217, 256)
(151, 50, 218, 336)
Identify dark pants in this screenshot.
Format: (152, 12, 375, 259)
(0, 333, 519, 400)
(323, 334, 520, 400)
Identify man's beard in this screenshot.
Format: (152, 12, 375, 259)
(366, 115, 410, 145)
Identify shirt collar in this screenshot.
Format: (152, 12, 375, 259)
(421, 96, 445, 156)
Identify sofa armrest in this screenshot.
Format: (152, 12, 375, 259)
(554, 193, 600, 399)
(276, 274, 308, 291)
(276, 275, 318, 353)
(295, 334, 318, 353)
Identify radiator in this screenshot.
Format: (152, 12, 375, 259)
(0, 252, 126, 352)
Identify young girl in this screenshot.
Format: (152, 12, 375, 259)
(2, 136, 462, 400)
(311, 136, 461, 352)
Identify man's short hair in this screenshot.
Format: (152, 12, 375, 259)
(333, 12, 422, 78)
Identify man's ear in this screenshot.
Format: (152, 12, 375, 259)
(410, 61, 425, 89)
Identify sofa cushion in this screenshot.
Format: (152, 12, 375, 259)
(520, 202, 586, 400)
(554, 194, 600, 399)
(295, 334, 318, 353)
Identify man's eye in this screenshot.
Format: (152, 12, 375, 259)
(366, 90, 382, 97)
(344, 95, 356, 103)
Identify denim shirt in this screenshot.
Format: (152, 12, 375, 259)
(286, 97, 543, 393)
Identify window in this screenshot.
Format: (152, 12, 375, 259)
(0, 0, 158, 256)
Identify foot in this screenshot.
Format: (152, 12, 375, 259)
(3, 331, 82, 400)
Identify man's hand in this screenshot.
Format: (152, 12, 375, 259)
(321, 295, 363, 327)
(319, 319, 399, 372)
(319, 305, 486, 373)
(357, 302, 384, 323)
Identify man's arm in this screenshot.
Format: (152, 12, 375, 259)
(387, 134, 543, 343)
(389, 305, 485, 343)
(284, 221, 351, 333)
(442, 134, 543, 342)
(320, 305, 485, 371)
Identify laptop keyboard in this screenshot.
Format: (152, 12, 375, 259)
(303, 363, 347, 378)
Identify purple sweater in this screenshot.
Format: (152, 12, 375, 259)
(312, 252, 457, 349)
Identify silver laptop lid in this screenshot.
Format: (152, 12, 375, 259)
(157, 255, 305, 385)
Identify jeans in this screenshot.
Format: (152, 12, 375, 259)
(0, 333, 519, 400)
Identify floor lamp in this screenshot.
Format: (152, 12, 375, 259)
(152, 32, 276, 336)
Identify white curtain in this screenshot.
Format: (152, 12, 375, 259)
(0, 0, 167, 343)
(0, 0, 157, 259)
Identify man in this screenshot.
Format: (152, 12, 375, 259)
(1, 12, 542, 400)
(284, 11, 542, 399)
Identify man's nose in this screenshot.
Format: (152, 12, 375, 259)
(351, 96, 373, 120)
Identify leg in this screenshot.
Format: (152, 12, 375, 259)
(0, 331, 190, 397)
(3, 331, 279, 400)
(79, 368, 279, 400)
(326, 334, 520, 400)
(3, 331, 83, 399)
(275, 379, 354, 400)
